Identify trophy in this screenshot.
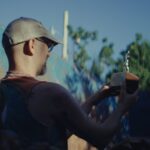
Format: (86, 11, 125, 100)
(110, 50, 139, 95)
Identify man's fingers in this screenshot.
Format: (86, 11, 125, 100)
(120, 80, 126, 96)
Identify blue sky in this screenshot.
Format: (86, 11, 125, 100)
(0, 0, 150, 58)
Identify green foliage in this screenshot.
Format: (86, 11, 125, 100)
(68, 25, 98, 73)
(68, 25, 98, 46)
(127, 34, 150, 90)
(90, 60, 102, 81)
(98, 38, 115, 66)
(73, 48, 90, 72)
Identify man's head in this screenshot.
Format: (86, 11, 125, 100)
(2, 17, 61, 76)
(2, 17, 60, 48)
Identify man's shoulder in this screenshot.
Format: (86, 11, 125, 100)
(34, 81, 68, 93)
(28, 82, 71, 117)
(32, 81, 69, 97)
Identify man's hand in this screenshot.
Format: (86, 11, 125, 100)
(100, 84, 120, 97)
(118, 81, 139, 113)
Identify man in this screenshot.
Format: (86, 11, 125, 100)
(0, 17, 138, 149)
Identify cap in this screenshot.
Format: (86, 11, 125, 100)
(2, 17, 61, 46)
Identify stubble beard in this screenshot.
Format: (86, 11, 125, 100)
(37, 59, 48, 76)
(39, 63, 47, 76)
(37, 55, 49, 76)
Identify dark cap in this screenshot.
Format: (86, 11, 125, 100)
(2, 17, 62, 46)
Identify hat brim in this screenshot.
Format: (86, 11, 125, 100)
(44, 35, 63, 46)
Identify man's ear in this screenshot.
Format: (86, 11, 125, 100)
(24, 39, 36, 56)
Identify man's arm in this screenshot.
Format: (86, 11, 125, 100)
(99, 82, 139, 138)
(52, 82, 138, 148)
(81, 85, 109, 114)
(29, 82, 138, 148)
(81, 84, 118, 114)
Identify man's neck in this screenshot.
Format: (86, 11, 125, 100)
(5, 70, 36, 78)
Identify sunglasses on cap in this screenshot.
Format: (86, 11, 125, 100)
(36, 37, 55, 52)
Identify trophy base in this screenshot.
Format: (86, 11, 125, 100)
(126, 79, 139, 94)
(110, 72, 139, 94)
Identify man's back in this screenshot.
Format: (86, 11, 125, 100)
(0, 76, 68, 149)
